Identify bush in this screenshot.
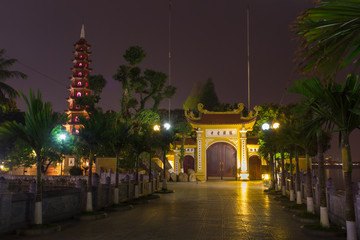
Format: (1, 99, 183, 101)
(69, 166, 83, 176)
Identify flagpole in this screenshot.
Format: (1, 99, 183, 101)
(168, 0, 172, 122)
(247, 6, 251, 111)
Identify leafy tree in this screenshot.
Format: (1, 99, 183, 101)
(198, 78, 220, 111)
(183, 81, 202, 110)
(0, 49, 27, 108)
(294, 0, 360, 77)
(175, 121, 193, 172)
(0, 89, 67, 225)
(113, 46, 176, 119)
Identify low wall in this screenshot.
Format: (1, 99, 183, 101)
(281, 171, 360, 232)
(0, 175, 161, 235)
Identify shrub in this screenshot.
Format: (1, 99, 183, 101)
(69, 166, 83, 176)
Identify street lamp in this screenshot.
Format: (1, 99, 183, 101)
(150, 124, 161, 192)
(261, 122, 280, 190)
(164, 122, 171, 130)
(262, 123, 270, 130)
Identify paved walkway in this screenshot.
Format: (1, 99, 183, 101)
(5, 181, 333, 240)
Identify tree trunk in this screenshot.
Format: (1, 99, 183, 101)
(281, 150, 286, 196)
(289, 152, 295, 201)
(114, 152, 120, 204)
(135, 155, 139, 186)
(162, 150, 167, 190)
(295, 146, 301, 204)
(305, 148, 314, 213)
(342, 132, 357, 240)
(86, 150, 93, 212)
(269, 153, 275, 189)
(34, 154, 42, 225)
(274, 155, 278, 189)
(317, 131, 329, 227)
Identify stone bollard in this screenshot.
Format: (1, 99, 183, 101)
(0, 177, 8, 193)
(105, 176, 111, 206)
(140, 174, 143, 194)
(76, 179, 86, 211)
(92, 173, 100, 187)
(75, 178, 83, 189)
(29, 181, 36, 194)
(125, 175, 130, 199)
(0, 177, 12, 234)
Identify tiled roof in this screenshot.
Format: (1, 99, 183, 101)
(174, 138, 197, 146)
(247, 138, 259, 145)
(187, 113, 256, 125)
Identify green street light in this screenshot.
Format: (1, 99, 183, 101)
(58, 133, 67, 141)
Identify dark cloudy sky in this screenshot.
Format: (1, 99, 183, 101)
(2, 0, 359, 161)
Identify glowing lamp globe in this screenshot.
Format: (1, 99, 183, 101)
(58, 134, 67, 141)
(164, 122, 171, 130)
(272, 122, 280, 129)
(261, 123, 270, 130)
(153, 124, 160, 131)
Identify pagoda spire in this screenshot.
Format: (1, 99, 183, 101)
(80, 24, 85, 39)
(64, 26, 92, 134)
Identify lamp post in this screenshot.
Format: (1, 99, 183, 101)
(261, 122, 280, 189)
(57, 133, 67, 176)
(151, 124, 161, 191)
(162, 123, 171, 191)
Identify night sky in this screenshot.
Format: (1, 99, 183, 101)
(1, 0, 359, 161)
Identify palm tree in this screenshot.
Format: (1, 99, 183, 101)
(77, 110, 105, 212)
(0, 49, 26, 108)
(0, 89, 66, 225)
(291, 75, 360, 238)
(104, 112, 130, 204)
(294, 0, 360, 77)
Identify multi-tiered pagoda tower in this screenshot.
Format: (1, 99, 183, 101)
(64, 25, 92, 134)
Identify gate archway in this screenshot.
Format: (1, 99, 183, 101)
(206, 142, 236, 180)
(249, 155, 262, 180)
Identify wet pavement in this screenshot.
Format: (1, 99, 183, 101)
(4, 181, 338, 240)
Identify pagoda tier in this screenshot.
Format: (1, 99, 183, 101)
(64, 24, 92, 134)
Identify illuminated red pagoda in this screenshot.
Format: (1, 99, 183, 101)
(64, 24, 92, 134)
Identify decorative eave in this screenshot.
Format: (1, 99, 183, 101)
(185, 103, 259, 130)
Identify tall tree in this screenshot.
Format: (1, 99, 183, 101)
(175, 121, 194, 173)
(0, 89, 66, 225)
(183, 81, 202, 110)
(294, 0, 360, 77)
(113, 46, 176, 119)
(198, 78, 220, 111)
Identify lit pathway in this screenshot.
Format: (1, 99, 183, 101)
(6, 181, 321, 240)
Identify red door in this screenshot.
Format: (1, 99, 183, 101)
(183, 155, 195, 173)
(206, 142, 236, 180)
(249, 156, 261, 180)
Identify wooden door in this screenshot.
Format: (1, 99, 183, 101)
(206, 142, 236, 180)
(249, 155, 262, 180)
(183, 155, 195, 173)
